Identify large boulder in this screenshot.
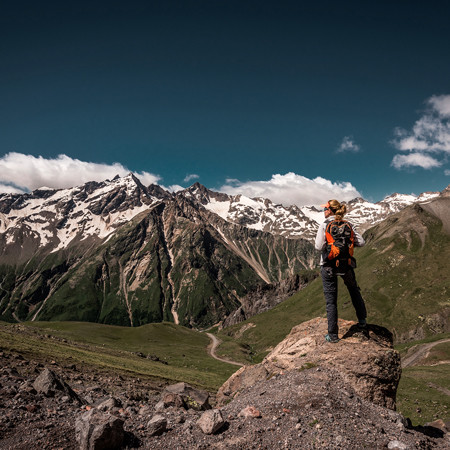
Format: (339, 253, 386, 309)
(197, 409, 226, 434)
(147, 414, 167, 437)
(75, 408, 125, 450)
(161, 382, 211, 411)
(217, 318, 401, 410)
(33, 368, 82, 404)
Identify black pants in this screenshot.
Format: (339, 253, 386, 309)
(320, 266, 367, 339)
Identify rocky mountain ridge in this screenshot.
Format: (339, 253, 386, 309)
(184, 182, 443, 238)
(0, 175, 314, 328)
(0, 175, 444, 255)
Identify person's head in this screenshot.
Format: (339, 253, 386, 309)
(322, 199, 347, 220)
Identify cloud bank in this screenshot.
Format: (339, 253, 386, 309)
(0, 154, 362, 207)
(337, 136, 360, 153)
(392, 95, 450, 170)
(219, 173, 361, 207)
(0, 153, 160, 193)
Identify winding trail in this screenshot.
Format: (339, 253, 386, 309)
(401, 338, 450, 368)
(206, 332, 244, 367)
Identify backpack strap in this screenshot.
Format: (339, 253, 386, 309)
(325, 220, 341, 260)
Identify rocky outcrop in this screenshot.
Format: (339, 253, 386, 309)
(217, 318, 401, 410)
(0, 346, 447, 449)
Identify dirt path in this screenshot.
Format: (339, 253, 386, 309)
(205, 332, 244, 367)
(401, 338, 450, 368)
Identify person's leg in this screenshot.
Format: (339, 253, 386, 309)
(321, 266, 339, 339)
(341, 268, 367, 323)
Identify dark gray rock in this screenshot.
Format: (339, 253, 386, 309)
(147, 414, 167, 437)
(197, 409, 226, 435)
(75, 408, 125, 450)
(96, 397, 121, 411)
(33, 368, 82, 404)
(162, 382, 210, 411)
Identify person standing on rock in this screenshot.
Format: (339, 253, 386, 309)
(315, 199, 367, 343)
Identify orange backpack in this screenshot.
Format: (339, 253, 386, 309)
(325, 219, 355, 271)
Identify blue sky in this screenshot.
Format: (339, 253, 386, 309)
(1, 1, 449, 205)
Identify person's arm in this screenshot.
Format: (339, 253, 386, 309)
(315, 221, 327, 251)
(353, 227, 365, 247)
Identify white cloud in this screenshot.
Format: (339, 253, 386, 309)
(392, 95, 450, 169)
(428, 94, 450, 117)
(337, 136, 360, 153)
(166, 184, 184, 192)
(0, 153, 161, 192)
(219, 173, 361, 207)
(391, 153, 442, 170)
(445, 169, 450, 176)
(183, 174, 200, 183)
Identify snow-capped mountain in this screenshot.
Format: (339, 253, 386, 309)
(0, 173, 447, 328)
(343, 192, 440, 232)
(183, 182, 442, 240)
(0, 174, 167, 259)
(182, 183, 319, 241)
(0, 176, 444, 258)
(0, 175, 314, 327)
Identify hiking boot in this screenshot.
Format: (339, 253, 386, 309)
(357, 319, 367, 329)
(355, 321, 370, 339)
(325, 334, 340, 343)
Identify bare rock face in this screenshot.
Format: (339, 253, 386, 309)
(221, 272, 317, 328)
(75, 408, 125, 450)
(217, 318, 401, 410)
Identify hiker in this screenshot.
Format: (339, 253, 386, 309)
(315, 199, 367, 343)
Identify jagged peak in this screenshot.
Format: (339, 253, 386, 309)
(100, 173, 146, 192)
(187, 182, 210, 193)
(147, 183, 172, 199)
(441, 184, 450, 197)
(181, 182, 230, 205)
(122, 172, 142, 184)
(347, 197, 367, 204)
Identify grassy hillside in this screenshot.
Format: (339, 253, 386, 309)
(0, 321, 239, 391)
(396, 334, 450, 425)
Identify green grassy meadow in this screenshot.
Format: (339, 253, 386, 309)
(396, 336, 450, 425)
(0, 321, 239, 391)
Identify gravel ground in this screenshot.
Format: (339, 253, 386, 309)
(0, 350, 448, 449)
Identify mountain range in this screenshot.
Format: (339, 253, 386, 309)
(0, 174, 447, 328)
